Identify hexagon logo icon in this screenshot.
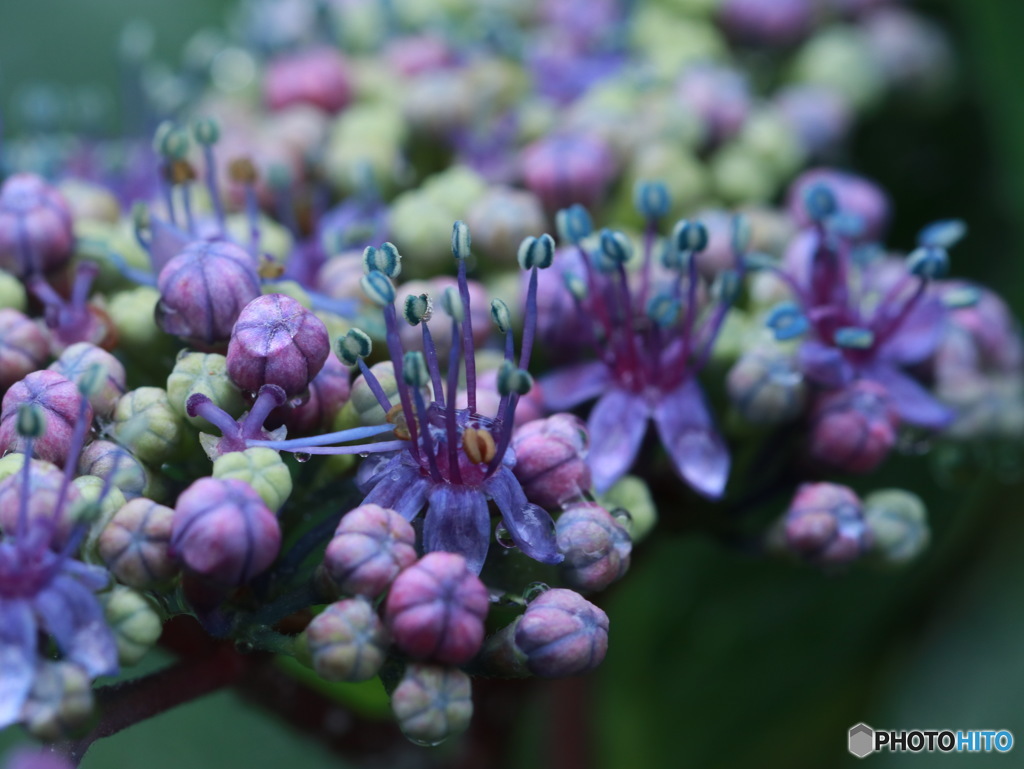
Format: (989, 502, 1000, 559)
(849, 723, 875, 758)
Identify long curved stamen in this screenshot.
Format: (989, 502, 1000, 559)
(421, 322, 446, 409)
(16, 438, 34, 538)
(457, 259, 477, 413)
(412, 388, 443, 483)
(244, 182, 261, 258)
(382, 304, 421, 461)
(248, 423, 396, 449)
(873, 275, 928, 346)
(258, 441, 407, 455)
(445, 317, 463, 485)
(240, 385, 287, 439)
(638, 219, 657, 310)
(356, 358, 393, 413)
(56, 392, 93, 523)
(71, 262, 99, 314)
(181, 181, 197, 237)
(159, 166, 177, 228)
(680, 249, 700, 366)
(200, 143, 226, 235)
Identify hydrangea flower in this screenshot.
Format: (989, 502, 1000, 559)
(540, 191, 740, 498)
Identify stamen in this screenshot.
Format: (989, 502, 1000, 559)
(229, 158, 262, 258)
(445, 316, 463, 484)
(193, 117, 226, 235)
(249, 423, 395, 450)
(240, 384, 288, 439)
(462, 427, 496, 465)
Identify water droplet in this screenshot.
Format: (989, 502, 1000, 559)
(406, 735, 446, 748)
(523, 581, 549, 602)
(294, 452, 311, 463)
(611, 507, 633, 530)
(235, 640, 255, 653)
(495, 524, 516, 549)
(358, 452, 370, 459)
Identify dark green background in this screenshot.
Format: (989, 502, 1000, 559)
(2, 1, 1024, 767)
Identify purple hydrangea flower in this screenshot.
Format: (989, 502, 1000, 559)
(540, 202, 736, 498)
(0, 174, 74, 278)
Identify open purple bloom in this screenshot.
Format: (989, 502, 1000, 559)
(261, 226, 564, 574)
(540, 200, 736, 498)
(763, 176, 955, 431)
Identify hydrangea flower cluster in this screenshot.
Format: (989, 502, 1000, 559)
(0, 0, 1015, 764)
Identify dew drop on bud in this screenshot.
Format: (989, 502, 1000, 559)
(611, 507, 633, 530)
(523, 581, 550, 602)
(294, 452, 311, 463)
(495, 524, 516, 549)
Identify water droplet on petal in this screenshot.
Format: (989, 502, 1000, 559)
(294, 452, 311, 463)
(523, 581, 549, 602)
(358, 452, 370, 458)
(495, 524, 516, 549)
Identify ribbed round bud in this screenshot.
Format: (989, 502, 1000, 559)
(324, 503, 417, 598)
(97, 497, 177, 588)
(809, 382, 898, 473)
(727, 347, 807, 425)
(0, 309, 48, 391)
(102, 586, 163, 666)
(0, 460, 81, 547)
(511, 414, 591, 509)
(350, 361, 398, 426)
(514, 588, 609, 678)
(78, 440, 148, 500)
(112, 387, 182, 466)
(302, 597, 389, 683)
(863, 489, 929, 567)
(72, 474, 125, 534)
(20, 662, 94, 741)
(784, 482, 870, 566)
(391, 664, 473, 747)
(465, 188, 546, 263)
(264, 47, 353, 114)
(212, 447, 292, 512)
(521, 134, 616, 213)
(170, 477, 281, 585)
(384, 552, 489, 665)
(227, 294, 330, 398)
(0, 174, 74, 277)
(48, 343, 126, 418)
(555, 503, 631, 593)
(166, 351, 244, 430)
(0, 371, 92, 467)
(155, 240, 261, 348)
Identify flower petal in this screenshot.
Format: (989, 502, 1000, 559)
(0, 600, 36, 729)
(653, 378, 730, 500)
(540, 361, 613, 411)
(148, 217, 193, 274)
(362, 462, 431, 521)
(876, 295, 946, 365)
(798, 341, 854, 388)
(587, 389, 649, 493)
(423, 486, 491, 574)
(39, 576, 119, 678)
(485, 467, 563, 565)
(864, 364, 954, 430)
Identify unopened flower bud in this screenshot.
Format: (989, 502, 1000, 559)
(0, 460, 81, 547)
(72, 474, 126, 533)
(78, 440, 148, 499)
(555, 503, 632, 592)
(282, 352, 352, 435)
(0, 174, 74, 277)
(0, 371, 93, 467)
(727, 347, 807, 425)
(227, 294, 330, 398)
(48, 343, 126, 418)
(0, 309, 48, 391)
(384, 552, 489, 665)
(156, 240, 261, 348)
(112, 387, 182, 466)
(863, 489, 929, 567)
(212, 447, 292, 512)
(784, 482, 870, 566)
(511, 414, 591, 509)
(522, 134, 616, 213)
(324, 503, 417, 598)
(515, 588, 609, 678)
(102, 586, 163, 666)
(264, 47, 353, 114)
(170, 477, 281, 585)
(98, 497, 177, 588)
(391, 664, 473, 747)
(302, 597, 389, 683)
(166, 351, 244, 430)
(465, 188, 546, 263)
(350, 361, 398, 426)
(20, 662, 94, 741)
(809, 382, 898, 473)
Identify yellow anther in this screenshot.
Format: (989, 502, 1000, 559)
(386, 404, 411, 441)
(462, 427, 496, 465)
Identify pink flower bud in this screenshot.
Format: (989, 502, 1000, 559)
(521, 134, 616, 213)
(384, 552, 489, 666)
(264, 47, 353, 114)
(227, 294, 330, 398)
(324, 503, 417, 598)
(511, 414, 591, 509)
(0, 174, 74, 277)
(0, 309, 49, 391)
(281, 351, 351, 434)
(514, 588, 609, 678)
(48, 342, 126, 419)
(304, 597, 389, 682)
(784, 482, 870, 566)
(809, 381, 898, 473)
(555, 502, 631, 592)
(170, 477, 281, 585)
(98, 498, 177, 588)
(0, 460, 82, 548)
(0, 371, 93, 467)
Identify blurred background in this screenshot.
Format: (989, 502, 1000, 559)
(1, 0, 1022, 766)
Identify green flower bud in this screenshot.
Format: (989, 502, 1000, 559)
(350, 361, 398, 426)
(113, 387, 182, 465)
(863, 489, 930, 567)
(597, 475, 658, 544)
(166, 352, 245, 430)
(21, 662, 94, 740)
(213, 447, 293, 512)
(299, 597, 389, 683)
(0, 268, 27, 311)
(391, 664, 473, 747)
(102, 586, 163, 666)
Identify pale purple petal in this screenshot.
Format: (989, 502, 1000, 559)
(864, 364, 953, 430)
(484, 467, 563, 565)
(423, 485, 491, 574)
(0, 599, 36, 728)
(38, 576, 118, 678)
(148, 217, 192, 273)
(362, 462, 430, 521)
(540, 361, 613, 411)
(876, 295, 947, 365)
(798, 341, 854, 388)
(653, 378, 730, 500)
(587, 389, 649, 493)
